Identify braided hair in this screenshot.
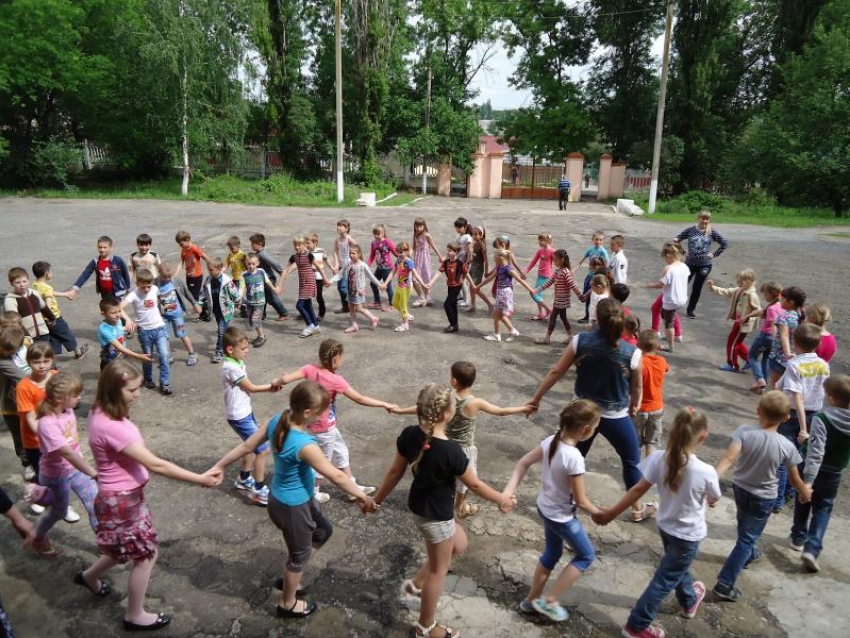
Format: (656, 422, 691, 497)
(411, 383, 455, 474)
(318, 339, 344, 371)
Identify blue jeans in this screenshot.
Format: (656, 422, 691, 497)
(577, 414, 643, 490)
(791, 469, 842, 557)
(627, 530, 700, 631)
(370, 267, 393, 305)
(215, 317, 230, 355)
(337, 270, 349, 309)
(163, 310, 187, 339)
(538, 509, 595, 572)
(716, 485, 773, 588)
(774, 409, 811, 509)
(296, 298, 319, 327)
(138, 325, 170, 386)
(47, 316, 78, 354)
(748, 332, 772, 383)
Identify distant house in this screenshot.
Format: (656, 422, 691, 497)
(479, 135, 511, 155)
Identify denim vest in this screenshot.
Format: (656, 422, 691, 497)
(574, 330, 636, 412)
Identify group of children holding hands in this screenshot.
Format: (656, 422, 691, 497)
(0, 211, 847, 638)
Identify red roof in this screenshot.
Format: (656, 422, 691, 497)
(480, 135, 510, 154)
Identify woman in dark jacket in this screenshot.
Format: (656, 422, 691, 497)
(674, 210, 729, 318)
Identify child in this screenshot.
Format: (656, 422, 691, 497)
(15, 343, 57, 487)
(467, 226, 492, 314)
(129, 234, 161, 281)
(453, 217, 473, 307)
(174, 230, 210, 320)
(742, 282, 782, 393)
(774, 323, 830, 511)
(239, 252, 281, 347)
(248, 233, 290, 321)
(476, 249, 535, 342)
(214, 380, 375, 618)
(635, 330, 670, 458)
(577, 256, 606, 324)
(198, 257, 241, 363)
(31, 261, 88, 359)
(273, 339, 394, 502)
(155, 261, 200, 366)
(588, 274, 610, 327)
(503, 400, 600, 622)
(220, 327, 279, 506)
(97, 298, 152, 371)
(526, 233, 555, 321)
(0, 324, 31, 477)
(491, 234, 525, 276)
(382, 241, 427, 332)
(532, 249, 583, 345)
(120, 269, 172, 395)
(576, 231, 609, 271)
(4, 267, 56, 343)
(712, 391, 811, 602)
(329, 245, 382, 334)
(790, 374, 850, 573)
(708, 269, 760, 372)
(224, 236, 248, 284)
(623, 314, 641, 346)
(77, 360, 220, 632)
(367, 224, 398, 309)
(649, 243, 683, 345)
(412, 217, 441, 307)
(332, 220, 356, 314)
(806, 303, 837, 363)
(371, 384, 514, 638)
(595, 408, 721, 637)
(608, 234, 629, 285)
(68, 236, 131, 302)
(427, 242, 469, 334)
(646, 244, 689, 353)
(282, 237, 322, 338)
(306, 232, 328, 320)
(611, 283, 631, 312)
(767, 286, 806, 389)
(31, 372, 98, 558)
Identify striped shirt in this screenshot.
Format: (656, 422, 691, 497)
(538, 268, 582, 308)
(289, 252, 317, 299)
(558, 178, 571, 191)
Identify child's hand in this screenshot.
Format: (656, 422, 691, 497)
(270, 380, 283, 392)
(201, 467, 223, 487)
(137, 353, 154, 364)
(379, 283, 387, 291)
(66, 289, 78, 301)
(798, 483, 813, 504)
(194, 305, 202, 315)
(798, 431, 810, 445)
(592, 509, 613, 526)
(707, 279, 714, 290)
(125, 320, 137, 335)
(360, 496, 379, 515)
(498, 494, 516, 514)
(12, 515, 35, 547)
(520, 404, 535, 415)
(324, 281, 332, 288)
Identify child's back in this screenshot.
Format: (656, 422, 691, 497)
(537, 433, 584, 522)
(731, 424, 801, 499)
(640, 353, 669, 413)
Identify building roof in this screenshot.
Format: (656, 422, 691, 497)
(480, 135, 510, 155)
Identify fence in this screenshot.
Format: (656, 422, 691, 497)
(626, 168, 651, 191)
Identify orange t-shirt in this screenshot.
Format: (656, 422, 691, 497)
(640, 353, 669, 413)
(16, 371, 56, 449)
(181, 244, 207, 278)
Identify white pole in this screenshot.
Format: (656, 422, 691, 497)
(648, 0, 674, 214)
(335, 0, 344, 202)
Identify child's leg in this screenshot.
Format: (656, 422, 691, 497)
(215, 318, 229, 355)
(295, 299, 311, 324)
(345, 305, 359, 332)
(542, 517, 594, 603)
(645, 410, 663, 458)
(674, 310, 682, 338)
(581, 276, 591, 319)
(240, 453, 255, 474)
(733, 330, 749, 368)
(138, 328, 155, 383)
(748, 333, 769, 384)
(650, 295, 663, 332)
(337, 278, 349, 311)
(414, 523, 467, 634)
(180, 335, 194, 355)
(543, 309, 558, 338)
(790, 491, 812, 547)
(316, 284, 326, 318)
(492, 311, 502, 335)
(501, 315, 518, 334)
(801, 471, 841, 558)
(303, 299, 319, 327)
(4, 415, 27, 468)
(153, 327, 170, 386)
(444, 287, 460, 327)
(526, 518, 563, 602)
(253, 449, 269, 486)
(558, 308, 571, 335)
(715, 486, 773, 591)
(369, 274, 382, 305)
(82, 553, 119, 594)
(35, 475, 71, 540)
(355, 304, 377, 322)
(69, 470, 99, 533)
(126, 553, 159, 624)
(725, 324, 738, 366)
(381, 269, 395, 305)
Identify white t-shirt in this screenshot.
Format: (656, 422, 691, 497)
(311, 250, 325, 281)
(609, 251, 628, 284)
(124, 286, 165, 330)
(589, 291, 609, 323)
(570, 334, 642, 419)
(536, 435, 585, 523)
(661, 261, 690, 310)
(221, 358, 252, 420)
(640, 450, 721, 541)
(777, 352, 830, 411)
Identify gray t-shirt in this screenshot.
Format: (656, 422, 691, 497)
(731, 425, 802, 500)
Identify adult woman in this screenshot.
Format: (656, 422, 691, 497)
(674, 210, 729, 318)
(528, 299, 655, 521)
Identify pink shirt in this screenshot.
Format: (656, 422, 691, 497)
(300, 364, 350, 434)
(88, 408, 149, 491)
(761, 302, 782, 334)
(816, 333, 836, 363)
(38, 410, 82, 478)
(527, 247, 555, 278)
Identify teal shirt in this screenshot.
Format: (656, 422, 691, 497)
(266, 415, 317, 506)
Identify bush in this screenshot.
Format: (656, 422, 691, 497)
(31, 139, 82, 189)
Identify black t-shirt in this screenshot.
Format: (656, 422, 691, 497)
(0, 486, 13, 515)
(397, 425, 469, 521)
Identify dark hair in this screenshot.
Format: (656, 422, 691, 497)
(175, 230, 191, 243)
(136, 233, 152, 245)
(624, 314, 641, 336)
(596, 299, 625, 347)
(26, 341, 54, 363)
(781, 286, 806, 310)
(610, 283, 630, 303)
(99, 297, 121, 312)
(665, 408, 708, 493)
(222, 326, 248, 352)
(227, 235, 241, 248)
(553, 248, 571, 270)
(548, 400, 600, 463)
(336, 219, 350, 231)
(31, 261, 51, 278)
(454, 217, 469, 233)
(794, 322, 822, 352)
(273, 380, 330, 452)
(450, 361, 476, 389)
(319, 339, 344, 371)
(95, 360, 142, 420)
(825, 374, 850, 408)
(0, 325, 25, 354)
(610, 234, 624, 246)
(446, 241, 460, 253)
(249, 233, 266, 246)
(97, 236, 113, 246)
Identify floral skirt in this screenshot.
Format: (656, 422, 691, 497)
(494, 287, 515, 316)
(94, 485, 158, 563)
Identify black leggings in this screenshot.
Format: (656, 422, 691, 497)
(686, 262, 712, 315)
(316, 283, 326, 318)
(444, 286, 461, 327)
(547, 307, 571, 335)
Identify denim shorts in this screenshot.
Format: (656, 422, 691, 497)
(226, 413, 269, 453)
(163, 312, 187, 339)
(769, 357, 787, 376)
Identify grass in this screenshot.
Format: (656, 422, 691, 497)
(2, 174, 418, 208)
(631, 192, 850, 229)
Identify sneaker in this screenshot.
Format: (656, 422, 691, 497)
(534, 337, 551, 344)
(248, 485, 269, 507)
(743, 547, 762, 569)
(314, 491, 331, 504)
(234, 475, 256, 491)
(457, 300, 470, 308)
(789, 537, 805, 552)
(801, 552, 820, 573)
(186, 352, 198, 366)
(681, 581, 706, 618)
(394, 325, 406, 332)
(252, 336, 266, 348)
(577, 317, 589, 324)
(29, 503, 45, 515)
(686, 312, 697, 319)
(312, 326, 322, 335)
(518, 599, 535, 614)
(484, 334, 502, 342)
(443, 325, 458, 333)
(531, 597, 569, 622)
(712, 582, 742, 602)
(23, 465, 36, 481)
(74, 344, 90, 360)
(168, 354, 175, 365)
(212, 352, 223, 364)
(621, 624, 667, 638)
(674, 335, 683, 343)
(144, 380, 156, 390)
(412, 299, 426, 308)
(64, 506, 81, 524)
(160, 384, 173, 396)
(505, 330, 520, 343)
(347, 485, 376, 502)
(299, 326, 314, 338)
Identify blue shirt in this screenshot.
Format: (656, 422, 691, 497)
(98, 321, 124, 361)
(558, 178, 571, 191)
(267, 415, 317, 506)
(582, 246, 610, 262)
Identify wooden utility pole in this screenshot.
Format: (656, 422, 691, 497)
(335, 0, 344, 202)
(422, 67, 432, 195)
(649, 0, 675, 214)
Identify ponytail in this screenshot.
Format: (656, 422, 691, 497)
(596, 298, 625, 347)
(273, 380, 330, 453)
(549, 400, 600, 463)
(272, 409, 293, 453)
(664, 407, 708, 493)
(411, 383, 454, 474)
(318, 338, 344, 371)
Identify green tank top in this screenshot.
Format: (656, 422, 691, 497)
(446, 395, 477, 447)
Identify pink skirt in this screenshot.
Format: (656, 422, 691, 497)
(494, 288, 515, 316)
(94, 485, 158, 563)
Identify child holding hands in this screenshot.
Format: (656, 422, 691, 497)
(708, 269, 760, 372)
(475, 249, 535, 342)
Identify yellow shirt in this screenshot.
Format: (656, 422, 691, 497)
(225, 250, 247, 281)
(32, 281, 61, 318)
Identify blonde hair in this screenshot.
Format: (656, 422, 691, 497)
(738, 269, 756, 284)
(272, 381, 330, 453)
(293, 236, 307, 248)
(697, 210, 712, 235)
(208, 256, 224, 270)
(806, 303, 832, 327)
(396, 240, 410, 255)
(95, 360, 143, 420)
(591, 273, 609, 289)
(494, 249, 510, 264)
(759, 390, 791, 424)
(38, 371, 84, 418)
(538, 232, 552, 244)
(411, 384, 455, 474)
(665, 408, 708, 492)
(661, 244, 680, 259)
(158, 260, 175, 278)
(135, 268, 154, 285)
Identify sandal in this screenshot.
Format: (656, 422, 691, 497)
(631, 502, 659, 523)
(276, 599, 317, 618)
(344, 325, 359, 334)
(456, 503, 480, 519)
(370, 317, 379, 330)
(412, 620, 460, 638)
(123, 613, 171, 631)
(401, 579, 422, 597)
(74, 571, 111, 597)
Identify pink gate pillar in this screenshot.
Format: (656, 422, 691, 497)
(597, 153, 612, 201)
(566, 153, 584, 202)
(610, 163, 626, 198)
(467, 151, 488, 199)
(436, 163, 452, 197)
(487, 153, 503, 199)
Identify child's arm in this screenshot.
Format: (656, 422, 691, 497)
(274, 369, 307, 387)
(788, 465, 812, 503)
(57, 446, 98, 478)
(526, 249, 540, 274)
(367, 242, 377, 267)
(571, 474, 600, 516)
(116, 258, 131, 291)
(592, 478, 652, 525)
(715, 440, 742, 479)
(343, 387, 397, 411)
(52, 289, 74, 299)
(468, 397, 535, 419)
(474, 268, 497, 290)
(411, 265, 428, 289)
(509, 269, 535, 293)
(426, 234, 444, 262)
(791, 391, 809, 441)
(24, 411, 38, 436)
(332, 240, 341, 272)
(388, 404, 417, 415)
(426, 270, 442, 288)
(117, 297, 137, 334)
(707, 280, 735, 297)
(1, 494, 35, 547)
(215, 427, 270, 470)
(67, 259, 97, 299)
(364, 264, 382, 287)
(123, 443, 222, 487)
(629, 358, 643, 416)
(199, 248, 211, 266)
(110, 339, 153, 363)
(176, 279, 201, 314)
(458, 467, 515, 513)
(502, 446, 541, 497)
(529, 343, 577, 411)
(510, 252, 526, 279)
(380, 265, 398, 290)
(779, 323, 792, 359)
(373, 451, 409, 506)
(301, 444, 374, 506)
